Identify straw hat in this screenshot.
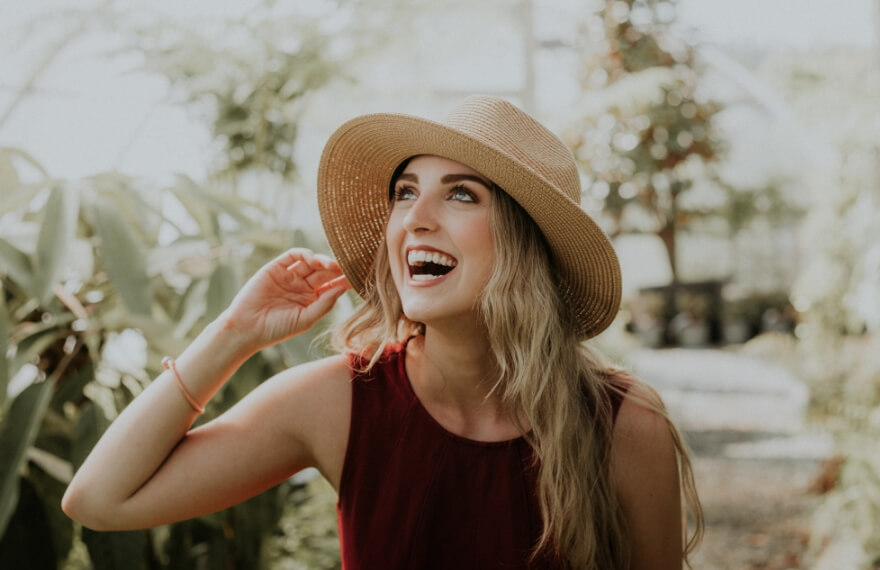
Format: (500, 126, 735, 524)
(317, 95, 621, 339)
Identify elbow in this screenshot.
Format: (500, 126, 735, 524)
(61, 485, 93, 528)
(61, 485, 117, 531)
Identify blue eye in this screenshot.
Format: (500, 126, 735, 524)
(392, 186, 417, 201)
(450, 186, 476, 202)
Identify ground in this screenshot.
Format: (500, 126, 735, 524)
(626, 348, 832, 570)
(687, 431, 824, 569)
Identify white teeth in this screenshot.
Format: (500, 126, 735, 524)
(407, 249, 457, 267)
(412, 274, 442, 281)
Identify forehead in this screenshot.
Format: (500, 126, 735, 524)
(402, 155, 487, 180)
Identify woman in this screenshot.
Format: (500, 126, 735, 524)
(63, 95, 702, 568)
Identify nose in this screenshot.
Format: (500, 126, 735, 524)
(402, 194, 439, 233)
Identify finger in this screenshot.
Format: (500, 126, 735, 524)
(276, 248, 313, 269)
(287, 260, 314, 278)
(302, 260, 347, 288)
(315, 274, 352, 295)
(303, 284, 348, 323)
(288, 254, 330, 279)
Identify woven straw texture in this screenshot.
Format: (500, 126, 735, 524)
(317, 95, 621, 339)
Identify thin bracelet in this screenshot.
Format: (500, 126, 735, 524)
(161, 357, 206, 414)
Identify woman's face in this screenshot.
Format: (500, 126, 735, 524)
(385, 155, 495, 330)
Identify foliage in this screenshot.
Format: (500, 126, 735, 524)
(0, 145, 345, 568)
(769, 48, 880, 568)
(568, 0, 724, 284)
(267, 475, 342, 570)
(130, 9, 344, 182)
(0, 2, 380, 566)
(568, 0, 807, 347)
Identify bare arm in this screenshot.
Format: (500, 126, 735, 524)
(611, 383, 684, 570)
(61, 249, 351, 530)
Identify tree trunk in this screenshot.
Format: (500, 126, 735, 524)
(657, 221, 679, 344)
(657, 222, 678, 286)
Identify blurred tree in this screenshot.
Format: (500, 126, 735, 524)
(769, 48, 880, 569)
(569, 0, 723, 289)
(568, 0, 806, 344)
(132, 13, 341, 183)
(566, 0, 733, 344)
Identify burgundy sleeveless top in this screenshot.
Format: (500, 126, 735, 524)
(336, 343, 624, 569)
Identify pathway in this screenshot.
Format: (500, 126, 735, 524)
(625, 348, 834, 569)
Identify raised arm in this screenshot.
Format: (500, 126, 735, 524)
(61, 249, 351, 530)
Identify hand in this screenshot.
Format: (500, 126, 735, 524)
(221, 248, 351, 351)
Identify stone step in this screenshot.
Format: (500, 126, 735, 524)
(625, 348, 810, 434)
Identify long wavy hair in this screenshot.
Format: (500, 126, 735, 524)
(332, 167, 703, 568)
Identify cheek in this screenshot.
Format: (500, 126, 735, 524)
(384, 224, 404, 284)
(462, 215, 496, 278)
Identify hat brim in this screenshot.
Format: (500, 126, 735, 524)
(317, 112, 621, 339)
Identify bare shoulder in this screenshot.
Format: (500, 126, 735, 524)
(609, 377, 684, 568)
(241, 353, 352, 417)
(610, 377, 676, 477)
(213, 353, 353, 487)
(269, 352, 353, 398)
(611, 378, 668, 446)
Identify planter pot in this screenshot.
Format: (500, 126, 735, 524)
(636, 326, 665, 348)
(722, 319, 751, 345)
(677, 322, 710, 347)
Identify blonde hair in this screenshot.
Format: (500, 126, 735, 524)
(333, 177, 703, 568)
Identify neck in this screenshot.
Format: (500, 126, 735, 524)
(406, 324, 518, 440)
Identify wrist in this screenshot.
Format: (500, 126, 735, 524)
(208, 311, 263, 361)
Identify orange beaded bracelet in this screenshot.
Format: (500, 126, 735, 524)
(161, 356, 206, 414)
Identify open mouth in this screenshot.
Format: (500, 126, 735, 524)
(407, 249, 457, 281)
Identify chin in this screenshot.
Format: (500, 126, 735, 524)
(401, 302, 478, 332)
(400, 303, 436, 324)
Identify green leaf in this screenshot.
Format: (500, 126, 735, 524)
(0, 150, 19, 195)
(165, 518, 225, 570)
(82, 527, 147, 570)
(187, 186, 263, 227)
(219, 355, 265, 408)
(231, 489, 282, 568)
(173, 278, 209, 338)
(70, 401, 110, 472)
(0, 237, 33, 290)
(34, 186, 79, 306)
(26, 459, 74, 564)
(0, 379, 54, 536)
(0, 477, 57, 569)
(89, 197, 153, 316)
(205, 263, 237, 323)
(0, 147, 49, 178)
(0, 285, 9, 411)
(11, 329, 65, 377)
(168, 178, 219, 240)
(0, 180, 57, 216)
(50, 362, 94, 415)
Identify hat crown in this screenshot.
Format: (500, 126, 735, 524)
(442, 96, 581, 204)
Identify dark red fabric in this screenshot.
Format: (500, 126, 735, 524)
(336, 343, 624, 570)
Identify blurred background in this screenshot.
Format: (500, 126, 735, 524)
(1, 0, 878, 568)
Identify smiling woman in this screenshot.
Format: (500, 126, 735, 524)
(384, 156, 497, 327)
(62, 95, 702, 569)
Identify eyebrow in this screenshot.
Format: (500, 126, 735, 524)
(396, 172, 493, 189)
